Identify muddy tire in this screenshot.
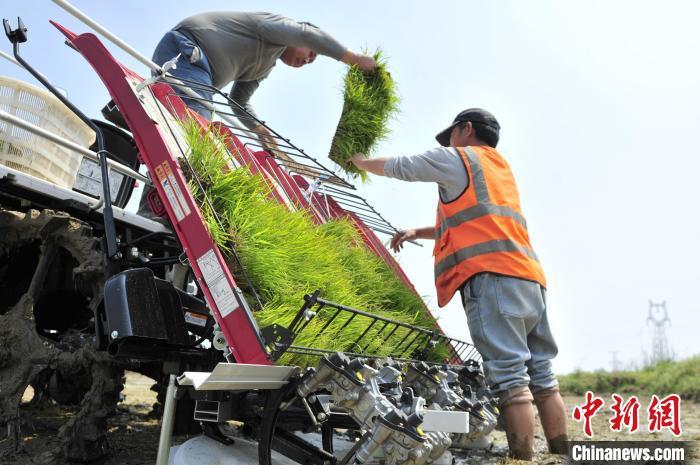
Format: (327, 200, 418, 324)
(0, 208, 122, 463)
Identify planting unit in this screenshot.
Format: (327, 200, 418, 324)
(0, 10, 496, 465)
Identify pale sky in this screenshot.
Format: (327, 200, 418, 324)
(2, 1, 699, 374)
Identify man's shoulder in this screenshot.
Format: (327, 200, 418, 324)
(422, 146, 459, 158)
(459, 145, 508, 160)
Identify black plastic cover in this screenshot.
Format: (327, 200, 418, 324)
(104, 268, 190, 357)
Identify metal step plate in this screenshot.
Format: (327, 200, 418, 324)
(178, 363, 298, 391)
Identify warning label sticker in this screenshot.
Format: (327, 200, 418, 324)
(162, 162, 191, 217)
(155, 162, 191, 222)
(184, 312, 208, 327)
(196, 249, 239, 318)
(155, 164, 184, 221)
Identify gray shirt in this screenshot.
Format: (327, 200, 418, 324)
(176, 11, 347, 128)
(383, 147, 469, 202)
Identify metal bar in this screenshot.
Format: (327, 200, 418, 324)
(454, 341, 471, 359)
(389, 327, 418, 354)
(287, 298, 317, 333)
(342, 215, 396, 230)
(333, 216, 397, 234)
(286, 345, 471, 368)
(336, 313, 357, 341)
(0, 109, 150, 184)
(361, 320, 390, 352)
(321, 186, 395, 222)
(155, 375, 177, 465)
(464, 347, 479, 360)
(398, 331, 429, 357)
(294, 302, 325, 336)
(315, 297, 436, 336)
(413, 333, 440, 357)
(381, 324, 402, 350)
(0, 49, 51, 83)
(349, 318, 377, 351)
(8, 33, 121, 258)
(330, 200, 382, 216)
(317, 190, 373, 205)
(328, 200, 379, 215)
(315, 307, 342, 338)
(53, 0, 159, 70)
(0, 49, 21, 67)
(206, 122, 296, 150)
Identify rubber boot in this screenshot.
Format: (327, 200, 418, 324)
(534, 386, 569, 455)
(499, 387, 535, 461)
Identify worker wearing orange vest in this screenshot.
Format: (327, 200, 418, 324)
(351, 109, 568, 460)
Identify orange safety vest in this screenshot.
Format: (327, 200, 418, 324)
(433, 146, 546, 307)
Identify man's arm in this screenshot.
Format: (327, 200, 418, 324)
(258, 15, 376, 71)
(351, 148, 468, 196)
(341, 51, 377, 72)
(229, 80, 262, 130)
(352, 148, 468, 252)
(390, 226, 436, 252)
(229, 80, 282, 153)
(351, 155, 389, 176)
(258, 15, 346, 60)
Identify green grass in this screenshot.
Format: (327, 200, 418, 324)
(558, 356, 700, 401)
(329, 50, 399, 181)
(183, 122, 449, 366)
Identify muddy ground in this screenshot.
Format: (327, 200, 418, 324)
(1, 372, 698, 465)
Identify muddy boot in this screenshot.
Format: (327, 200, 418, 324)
(533, 386, 569, 455)
(499, 386, 535, 461)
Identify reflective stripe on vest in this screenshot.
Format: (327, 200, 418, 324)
(435, 147, 527, 240)
(433, 146, 545, 306)
(435, 238, 539, 279)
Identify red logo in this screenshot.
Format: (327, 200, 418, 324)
(572, 392, 683, 437)
(609, 394, 640, 433)
(648, 394, 682, 436)
(572, 391, 605, 437)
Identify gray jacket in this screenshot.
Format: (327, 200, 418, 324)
(383, 147, 469, 202)
(176, 11, 347, 128)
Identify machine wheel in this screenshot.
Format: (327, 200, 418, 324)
(0, 208, 121, 462)
(258, 383, 341, 465)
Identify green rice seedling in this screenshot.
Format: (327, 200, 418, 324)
(329, 50, 399, 181)
(183, 121, 453, 365)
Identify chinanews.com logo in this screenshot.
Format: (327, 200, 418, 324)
(567, 391, 692, 464)
(569, 441, 689, 464)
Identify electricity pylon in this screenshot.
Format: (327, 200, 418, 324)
(647, 300, 672, 364)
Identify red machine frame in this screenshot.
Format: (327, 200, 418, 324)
(51, 21, 462, 365)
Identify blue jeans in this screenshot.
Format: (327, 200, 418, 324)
(461, 273, 559, 396)
(152, 30, 214, 118)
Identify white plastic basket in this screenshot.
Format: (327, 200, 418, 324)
(0, 76, 95, 189)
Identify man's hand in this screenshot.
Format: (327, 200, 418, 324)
(350, 153, 366, 168)
(390, 229, 418, 253)
(342, 51, 377, 72)
(354, 54, 377, 72)
(254, 125, 281, 154)
(350, 154, 387, 176)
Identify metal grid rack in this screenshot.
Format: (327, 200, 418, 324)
(154, 74, 414, 242)
(261, 291, 481, 365)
